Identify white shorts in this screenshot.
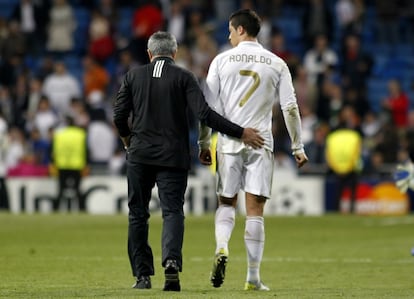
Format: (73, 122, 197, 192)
(216, 148, 274, 198)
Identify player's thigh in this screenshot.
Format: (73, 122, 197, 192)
(216, 151, 243, 198)
(244, 148, 274, 198)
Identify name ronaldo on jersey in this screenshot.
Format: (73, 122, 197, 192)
(229, 54, 271, 65)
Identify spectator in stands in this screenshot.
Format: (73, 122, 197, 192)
(300, 104, 318, 146)
(372, 121, 400, 164)
(29, 127, 52, 166)
(5, 126, 26, 172)
(0, 17, 7, 54)
(0, 112, 9, 210)
(11, 0, 49, 57)
(183, 6, 208, 48)
(166, 1, 186, 44)
(25, 77, 43, 124)
(343, 87, 371, 120)
(303, 34, 338, 86)
(30, 96, 59, 141)
(88, 10, 116, 64)
(87, 108, 116, 174)
(340, 34, 373, 95)
(46, 0, 76, 56)
(293, 64, 317, 112)
(42, 61, 82, 118)
(381, 79, 409, 129)
(302, 0, 334, 49)
(96, 0, 119, 27)
(335, 0, 364, 38)
(69, 97, 90, 129)
(114, 49, 139, 92)
(270, 27, 300, 72)
(1, 20, 26, 60)
(82, 55, 110, 98)
(190, 29, 217, 80)
(14, 73, 31, 131)
(129, 1, 164, 64)
(0, 86, 12, 124)
(302, 121, 330, 174)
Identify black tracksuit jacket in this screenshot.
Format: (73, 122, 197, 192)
(113, 56, 243, 170)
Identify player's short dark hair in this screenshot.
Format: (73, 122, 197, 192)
(229, 9, 261, 37)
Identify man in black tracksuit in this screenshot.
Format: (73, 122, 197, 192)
(113, 31, 264, 292)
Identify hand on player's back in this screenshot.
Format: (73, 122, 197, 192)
(241, 128, 265, 149)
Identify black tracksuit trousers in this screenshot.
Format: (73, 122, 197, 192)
(127, 160, 187, 278)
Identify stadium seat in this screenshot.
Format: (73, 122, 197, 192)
(367, 78, 389, 112)
(272, 17, 302, 44)
(73, 8, 91, 54)
(0, 6, 12, 18)
(117, 7, 133, 38)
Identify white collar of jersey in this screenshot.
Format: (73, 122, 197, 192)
(237, 41, 262, 49)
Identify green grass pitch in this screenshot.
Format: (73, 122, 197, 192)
(0, 213, 413, 298)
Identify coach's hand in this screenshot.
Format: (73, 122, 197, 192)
(294, 152, 308, 168)
(242, 128, 265, 149)
(199, 149, 212, 165)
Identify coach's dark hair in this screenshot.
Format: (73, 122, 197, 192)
(229, 9, 261, 37)
(147, 31, 178, 56)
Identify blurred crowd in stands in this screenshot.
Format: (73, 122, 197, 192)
(0, 0, 413, 178)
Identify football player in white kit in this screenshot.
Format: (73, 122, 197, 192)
(198, 9, 308, 291)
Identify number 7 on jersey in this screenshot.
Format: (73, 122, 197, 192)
(239, 70, 260, 107)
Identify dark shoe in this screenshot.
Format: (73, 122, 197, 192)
(132, 276, 151, 289)
(210, 248, 228, 288)
(163, 259, 181, 291)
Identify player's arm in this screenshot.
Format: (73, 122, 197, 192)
(279, 63, 308, 168)
(198, 57, 220, 165)
(113, 72, 133, 148)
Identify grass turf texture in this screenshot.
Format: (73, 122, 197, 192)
(0, 213, 413, 298)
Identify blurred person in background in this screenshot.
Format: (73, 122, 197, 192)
(302, 0, 334, 49)
(29, 95, 59, 141)
(381, 79, 409, 130)
(82, 55, 110, 98)
(88, 10, 116, 64)
(46, 0, 76, 56)
(340, 33, 373, 96)
(42, 61, 82, 118)
(0, 111, 9, 210)
(270, 28, 300, 72)
(52, 115, 88, 212)
(293, 64, 317, 112)
(11, 0, 50, 57)
(129, 1, 164, 64)
(303, 33, 338, 87)
(0, 20, 26, 61)
(87, 108, 116, 174)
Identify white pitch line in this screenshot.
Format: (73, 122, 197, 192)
(189, 256, 413, 264)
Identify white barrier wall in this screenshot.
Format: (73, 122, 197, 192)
(7, 170, 324, 215)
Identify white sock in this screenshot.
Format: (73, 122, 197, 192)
(244, 216, 264, 283)
(215, 205, 235, 255)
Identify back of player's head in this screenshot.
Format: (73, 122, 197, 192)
(147, 31, 178, 56)
(229, 9, 261, 37)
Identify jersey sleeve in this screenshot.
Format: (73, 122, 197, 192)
(278, 63, 305, 155)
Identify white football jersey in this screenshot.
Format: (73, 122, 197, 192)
(204, 41, 298, 153)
